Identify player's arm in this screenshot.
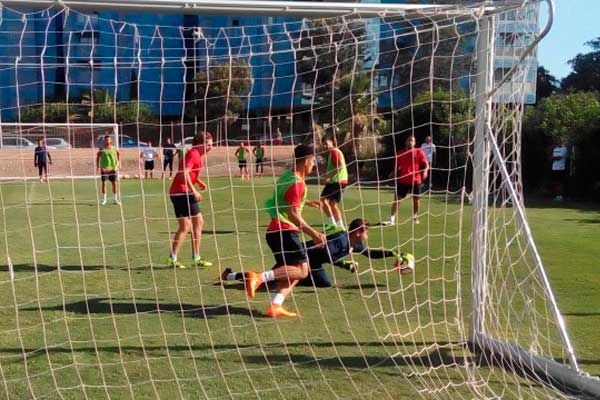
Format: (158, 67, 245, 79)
(420, 150, 430, 180)
(117, 150, 121, 169)
(183, 167, 202, 200)
(34, 150, 38, 166)
(96, 151, 101, 170)
(234, 148, 240, 157)
(48, 151, 52, 165)
(287, 206, 325, 246)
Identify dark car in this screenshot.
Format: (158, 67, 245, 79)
(96, 135, 148, 149)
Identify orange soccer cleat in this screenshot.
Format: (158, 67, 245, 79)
(245, 271, 263, 299)
(266, 304, 298, 318)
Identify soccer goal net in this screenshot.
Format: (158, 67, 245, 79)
(0, 0, 597, 398)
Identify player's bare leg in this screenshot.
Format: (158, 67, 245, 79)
(412, 196, 420, 224)
(169, 217, 191, 268)
(190, 213, 211, 267)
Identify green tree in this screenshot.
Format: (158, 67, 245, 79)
(561, 37, 600, 92)
(189, 60, 252, 134)
(535, 66, 559, 101)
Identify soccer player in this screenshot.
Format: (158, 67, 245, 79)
(140, 141, 158, 179)
(551, 138, 568, 202)
(320, 136, 348, 228)
(34, 138, 52, 183)
(96, 135, 121, 205)
(221, 218, 415, 288)
(162, 137, 177, 179)
(234, 142, 250, 180)
(244, 144, 326, 317)
(167, 131, 214, 269)
(253, 142, 265, 176)
(384, 135, 429, 225)
(420, 135, 436, 189)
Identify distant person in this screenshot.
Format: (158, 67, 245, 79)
(34, 138, 52, 183)
(96, 135, 121, 205)
(420, 135, 436, 189)
(551, 138, 568, 202)
(320, 135, 348, 228)
(234, 142, 250, 180)
(162, 137, 177, 179)
(253, 142, 265, 176)
(384, 135, 429, 225)
(140, 141, 158, 179)
(273, 128, 283, 145)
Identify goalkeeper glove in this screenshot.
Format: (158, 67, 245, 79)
(338, 259, 358, 273)
(392, 251, 416, 274)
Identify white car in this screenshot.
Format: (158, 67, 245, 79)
(175, 137, 195, 148)
(0, 136, 36, 149)
(45, 138, 72, 149)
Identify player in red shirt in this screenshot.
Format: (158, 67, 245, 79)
(167, 132, 214, 269)
(384, 135, 429, 225)
(244, 144, 326, 317)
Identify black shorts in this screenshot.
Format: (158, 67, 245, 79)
(552, 169, 566, 184)
(144, 160, 155, 171)
(37, 162, 47, 176)
(170, 194, 200, 218)
(163, 158, 174, 171)
(320, 182, 346, 203)
(256, 158, 264, 164)
(395, 181, 423, 198)
(266, 230, 308, 268)
(238, 160, 247, 168)
(101, 170, 118, 182)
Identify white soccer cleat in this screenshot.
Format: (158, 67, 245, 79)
(381, 220, 395, 226)
(101, 199, 107, 206)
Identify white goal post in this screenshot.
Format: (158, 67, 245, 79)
(1, 0, 599, 398)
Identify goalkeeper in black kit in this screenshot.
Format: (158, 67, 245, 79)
(220, 218, 415, 288)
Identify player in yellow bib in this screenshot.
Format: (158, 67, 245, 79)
(234, 142, 250, 180)
(253, 142, 265, 176)
(320, 136, 348, 228)
(96, 135, 121, 205)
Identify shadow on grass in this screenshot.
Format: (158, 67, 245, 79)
(21, 298, 265, 319)
(158, 230, 253, 235)
(562, 312, 600, 317)
(564, 218, 600, 225)
(0, 264, 106, 273)
(243, 346, 472, 370)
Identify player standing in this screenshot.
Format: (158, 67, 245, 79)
(320, 136, 348, 228)
(96, 135, 121, 205)
(420, 135, 436, 189)
(167, 132, 214, 269)
(234, 142, 250, 180)
(384, 135, 429, 225)
(140, 141, 158, 179)
(253, 142, 265, 176)
(34, 138, 52, 183)
(162, 137, 177, 179)
(244, 144, 326, 317)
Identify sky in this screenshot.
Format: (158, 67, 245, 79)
(538, 0, 600, 80)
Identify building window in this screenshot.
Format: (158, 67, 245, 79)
(232, 19, 240, 27)
(79, 31, 99, 44)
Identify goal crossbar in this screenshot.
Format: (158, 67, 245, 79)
(0, 0, 515, 17)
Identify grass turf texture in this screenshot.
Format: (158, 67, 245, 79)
(0, 178, 598, 399)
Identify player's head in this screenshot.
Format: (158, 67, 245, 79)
(147, 140, 152, 147)
(425, 135, 432, 144)
(192, 131, 213, 153)
(241, 142, 245, 147)
(103, 135, 112, 148)
(166, 137, 171, 144)
(37, 138, 44, 146)
(321, 135, 335, 150)
(293, 144, 316, 175)
(348, 218, 369, 244)
(405, 135, 416, 149)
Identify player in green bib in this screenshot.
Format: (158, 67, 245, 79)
(244, 144, 326, 318)
(234, 142, 250, 180)
(253, 142, 265, 176)
(96, 135, 121, 205)
(320, 136, 348, 228)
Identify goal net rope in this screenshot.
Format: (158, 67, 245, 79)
(0, 1, 592, 398)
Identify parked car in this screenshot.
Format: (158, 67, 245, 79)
(0, 136, 36, 149)
(174, 137, 194, 148)
(96, 135, 148, 149)
(45, 138, 72, 149)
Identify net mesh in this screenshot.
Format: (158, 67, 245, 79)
(0, 2, 588, 399)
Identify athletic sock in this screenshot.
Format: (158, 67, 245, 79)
(226, 272, 244, 281)
(390, 215, 396, 224)
(192, 253, 198, 259)
(271, 293, 286, 306)
(260, 270, 275, 282)
(170, 252, 177, 260)
(102, 193, 107, 201)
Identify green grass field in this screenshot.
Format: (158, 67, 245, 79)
(0, 178, 598, 399)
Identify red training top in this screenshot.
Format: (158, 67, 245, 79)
(395, 148, 428, 185)
(169, 147, 205, 195)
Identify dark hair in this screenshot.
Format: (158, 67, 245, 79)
(348, 218, 369, 233)
(294, 144, 315, 160)
(321, 135, 334, 144)
(192, 131, 212, 146)
(104, 135, 111, 140)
